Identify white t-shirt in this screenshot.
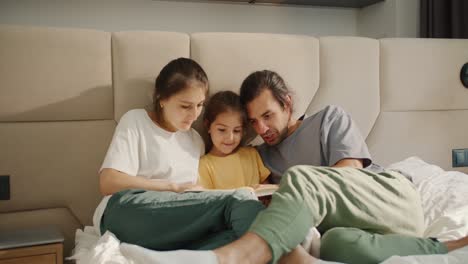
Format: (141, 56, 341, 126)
(93, 109, 205, 233)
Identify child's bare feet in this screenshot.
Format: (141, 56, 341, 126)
(444, 235, 468, 252)
(278, 246, 317, 264)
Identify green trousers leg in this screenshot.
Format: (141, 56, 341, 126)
(101, 189, 264, 250)
(320, 227, 447, 264)
(248, 165, 445, 263)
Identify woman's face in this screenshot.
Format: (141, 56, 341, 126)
(159, 84, 206, 132)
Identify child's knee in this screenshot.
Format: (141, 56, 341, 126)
(229, 190, 265, 217)
(232, 188, 257, 200)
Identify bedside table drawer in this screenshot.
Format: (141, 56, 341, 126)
(0, 253, 55, 264)
(0, 243, 62, 264)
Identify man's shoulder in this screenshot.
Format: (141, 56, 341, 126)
(304, 105, 347, 121)
(255, 142, 269, 154)
(299, 105, 349, 131)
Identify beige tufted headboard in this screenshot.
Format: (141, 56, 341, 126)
(1, 25, 467, 258)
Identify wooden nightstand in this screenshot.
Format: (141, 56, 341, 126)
(0, 226, 64, 264)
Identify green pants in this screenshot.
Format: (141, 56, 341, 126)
(101, 188, 264, 250)
(249, 166, 448, 264)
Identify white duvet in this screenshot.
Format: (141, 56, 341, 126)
(69, 157, 468, 264)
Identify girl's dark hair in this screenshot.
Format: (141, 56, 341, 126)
(203, 91, 247, 152)
(153, 58, 209, 121)
(204, 91, 247, 129)
(239, 70, 292, 111)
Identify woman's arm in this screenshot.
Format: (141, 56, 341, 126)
(99, 168, 196, 195)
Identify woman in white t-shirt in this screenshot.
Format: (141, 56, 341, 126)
(96, 58, 264, 250)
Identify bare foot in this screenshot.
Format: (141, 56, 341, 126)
(214, 232, 272, 264)
(278, 246, 317, 264)
(444, 235, 468, 252)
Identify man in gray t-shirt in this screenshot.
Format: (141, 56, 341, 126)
(213, 70, 468, 264)
(240, 70, 372, 182)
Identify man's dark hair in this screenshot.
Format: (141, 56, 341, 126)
(239, 70, 291, 110)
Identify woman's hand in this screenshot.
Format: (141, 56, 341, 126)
(99, 169, 202, 195)
(172, 182, 205, 193)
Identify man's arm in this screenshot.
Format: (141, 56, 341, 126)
(333, 158, 363, 169)
(319, 106, 371, 168)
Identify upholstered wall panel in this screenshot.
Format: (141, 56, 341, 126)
(191, 33, 319, 121)
(306, 37, 380, 138)
(0, 120, 115, 225)
(367, 110, 468, 174)
(112, 31, 190, 121)
(380, 38, 468, 111)
(0, 25, 112, 121)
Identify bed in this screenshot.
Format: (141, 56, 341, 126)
(69, 157, 468, 264)
(1, 25, 467, 263)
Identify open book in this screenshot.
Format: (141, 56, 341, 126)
(184, 184, 278, 198)
(252, 184, 279, 197)
(253, 184, 278, 207)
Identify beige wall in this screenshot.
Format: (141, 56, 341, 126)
(357, 0, 419, 38)
(0, 0, 358, 36)
(395, 0, 419, 37)
(0, 0, 422, 38)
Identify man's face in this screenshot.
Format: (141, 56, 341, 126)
(246, 89, 291, 146)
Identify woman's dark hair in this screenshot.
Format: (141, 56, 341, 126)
(239, 70, 292, 111)
(204, 91, 247, 129)
(153, 58, 209, 121)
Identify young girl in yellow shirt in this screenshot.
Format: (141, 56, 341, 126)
(198, 91, 272, 190)
(199, 91, 319, 254)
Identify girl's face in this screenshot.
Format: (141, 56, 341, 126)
(208, 110, 243, 157)
(159, 84, 206, 132)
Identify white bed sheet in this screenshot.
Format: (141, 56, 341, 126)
(70, 157, 468, 264)
(387, 157, 468, 242)
(69, 227, 218, 264)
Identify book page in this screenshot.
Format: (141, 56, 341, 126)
(253, 184, 279, 197)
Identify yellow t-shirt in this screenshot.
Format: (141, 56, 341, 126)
(198, 146, 271, 189)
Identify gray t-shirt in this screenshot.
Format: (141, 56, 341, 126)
(257, 105, 373, 183)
